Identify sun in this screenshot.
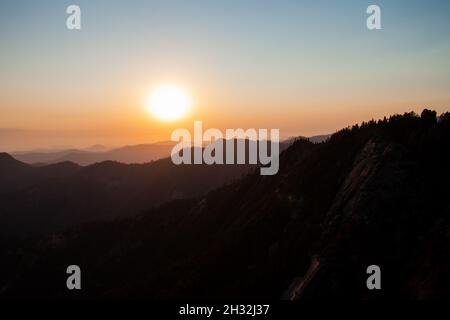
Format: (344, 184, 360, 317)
(147, 85, 192, 121)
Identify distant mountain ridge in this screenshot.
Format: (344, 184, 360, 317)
(283, 134, 331, 145)
(11, 142, 176, 166)
(10, 137, 320, 166)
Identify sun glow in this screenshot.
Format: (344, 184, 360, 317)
(147, 85, 191, 121)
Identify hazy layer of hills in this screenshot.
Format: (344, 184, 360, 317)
(11, 142, 176, 166)
(0, 111, 448, 299)
(10, 136, 329, 166)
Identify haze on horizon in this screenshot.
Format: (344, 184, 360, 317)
(1, 0, 450, 151)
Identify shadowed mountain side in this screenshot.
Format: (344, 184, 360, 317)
(0, 154, 253, 236)
(1, 110, 449, 299)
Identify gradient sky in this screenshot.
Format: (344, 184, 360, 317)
(1, 0, 450, 151)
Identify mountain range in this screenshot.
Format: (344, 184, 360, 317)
(0, 110, 448, 299)
(10, 136, 330, 166)
(0, 152, 252, 236)
(11, 142, 176, 166)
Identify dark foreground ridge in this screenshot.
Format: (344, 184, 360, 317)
(0, 109, 449, 299)
(0, 153, 252, 236)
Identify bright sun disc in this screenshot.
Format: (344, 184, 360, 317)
(147, 85, 191, 121)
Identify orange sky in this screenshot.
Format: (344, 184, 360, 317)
(1, 1, 450, 151)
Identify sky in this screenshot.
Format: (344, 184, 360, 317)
(1, 0, 450, 151)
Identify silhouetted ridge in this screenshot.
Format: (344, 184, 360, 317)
(0, 152, 22, 165)
(0, 153, 29, 173)
(0, 152, 253, 236)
